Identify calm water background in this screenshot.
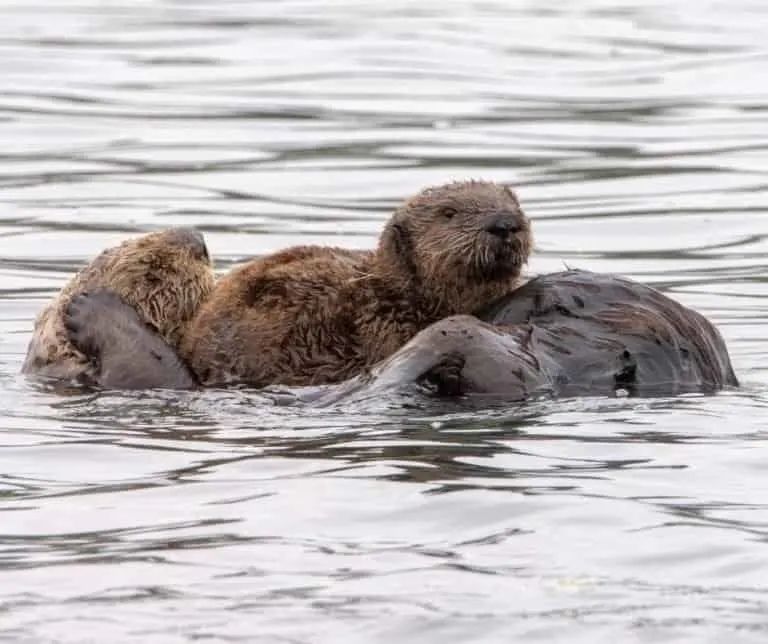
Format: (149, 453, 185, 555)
(1, 1, 768, 642)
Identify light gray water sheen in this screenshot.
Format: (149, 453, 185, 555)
(1, 1, 768, 642)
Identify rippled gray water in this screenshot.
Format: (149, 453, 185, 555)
(1, 1, 768, 642)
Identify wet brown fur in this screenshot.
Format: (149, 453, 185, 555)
(22, 227, 216, 382)
(181, 180, 532, 387)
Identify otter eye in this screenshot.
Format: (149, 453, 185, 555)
(440, 206, 458, 220)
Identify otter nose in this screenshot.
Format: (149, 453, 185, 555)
(484, 215, 519, 240)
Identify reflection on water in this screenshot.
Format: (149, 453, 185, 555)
(1, 0, 768, 641)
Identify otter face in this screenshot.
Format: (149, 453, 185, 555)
(390, 180, 532, 288)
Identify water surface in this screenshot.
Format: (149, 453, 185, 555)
(2, 1, 768, 642)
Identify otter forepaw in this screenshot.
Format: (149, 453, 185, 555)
(422, 351, 467, 397)
(64, 289, 126, 356)
(63, 289, 198, 390)
(65, 291, 97, 356)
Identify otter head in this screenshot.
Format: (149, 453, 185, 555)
(376, 180, 532, 314)
(71, 227, 216, 348)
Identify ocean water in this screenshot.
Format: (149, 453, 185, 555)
(1, 1, 768, 642)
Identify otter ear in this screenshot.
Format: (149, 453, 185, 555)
(379, 220, 416, 276)
(380, 221, 406, 258)
(502, 185, 520, 205)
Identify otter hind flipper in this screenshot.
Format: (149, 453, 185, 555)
(65, 290, 198, 390)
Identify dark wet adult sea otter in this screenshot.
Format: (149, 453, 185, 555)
(314, 270, 739, 405)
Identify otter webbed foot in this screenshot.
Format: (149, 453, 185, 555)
(65, 290, 198, 390)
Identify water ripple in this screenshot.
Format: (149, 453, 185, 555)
(1, 0, 768, 641)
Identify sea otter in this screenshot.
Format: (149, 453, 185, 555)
(314, 270, 739, 405)
(21, 227, 215, 385)
(60, 270, 738, 401)
(179, 180, 532, 387)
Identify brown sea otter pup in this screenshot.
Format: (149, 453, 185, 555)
(60, 269, 738, 401)
(179, 180, 532, 387)
(22, 227, 215, 387)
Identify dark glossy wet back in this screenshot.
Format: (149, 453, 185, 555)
(475, 270, 739, 396)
